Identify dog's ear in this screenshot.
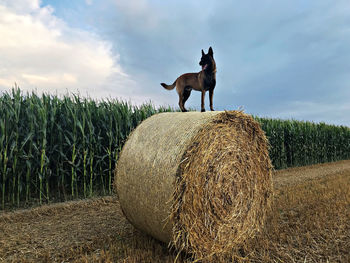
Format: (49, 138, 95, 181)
(208, 47, 213, 57)
(202, 49, 205, 56)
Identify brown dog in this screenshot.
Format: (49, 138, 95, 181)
(161, 47, 216, 112)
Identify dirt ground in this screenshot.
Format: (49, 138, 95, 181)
(273, 159, 350, 188)
(1, 160, 350, 262)
(0, 197, 128, 262)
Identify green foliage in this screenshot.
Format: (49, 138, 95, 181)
(0, 88, 173, 209)
(256, 117, 350, 169)
(0, 88, 350, 209)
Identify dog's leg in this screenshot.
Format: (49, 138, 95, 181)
(182, 86, 191, 112)
(201, 90, 206, 112)
(209, 88, 214, 111)
(178, 91, 187, 112)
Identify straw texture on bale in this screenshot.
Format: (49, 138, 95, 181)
(114, 111, 273, 261)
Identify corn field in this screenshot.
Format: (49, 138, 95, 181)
(257, 117, 350, 169)
(0, 89, 173, 209)
(1, 88, 350, 209)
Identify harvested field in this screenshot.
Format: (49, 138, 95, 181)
(1, 160, 350, 262)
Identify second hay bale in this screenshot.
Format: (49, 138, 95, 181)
(114, 111, 273, 260)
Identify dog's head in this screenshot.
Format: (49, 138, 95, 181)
(199, 47, 215, 71)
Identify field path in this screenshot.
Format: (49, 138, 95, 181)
(1, 159, 350, 262)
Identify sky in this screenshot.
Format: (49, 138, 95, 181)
(1, 0, 350, 126)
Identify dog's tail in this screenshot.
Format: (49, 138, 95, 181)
(160, 80, 176, 90)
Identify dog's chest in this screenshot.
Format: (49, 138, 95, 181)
(203, 74, 216, 90)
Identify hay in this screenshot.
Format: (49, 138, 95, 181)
(114, 110, 273, 261)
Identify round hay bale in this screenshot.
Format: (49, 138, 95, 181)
(114, 110, 273, 261)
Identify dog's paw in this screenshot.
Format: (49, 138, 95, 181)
(201, 108, 206, 112)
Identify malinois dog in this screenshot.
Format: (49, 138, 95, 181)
(161, 47, 216, 112)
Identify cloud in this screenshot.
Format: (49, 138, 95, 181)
(0, 0, 141, 101)
(79, 0, 350, 124)
(3, 0, 350, 125)
(3, 0, 40, 13)
(101, 0, 350, 125)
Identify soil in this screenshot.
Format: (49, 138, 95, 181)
(0, 197, 128, 262)
(1, 160, 350, 262)
(273, 159, 350, 188)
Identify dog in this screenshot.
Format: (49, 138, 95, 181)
(161, 47, 216, 112)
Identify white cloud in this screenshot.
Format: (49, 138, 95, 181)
(3, 0, 40, 13)
(0, 0, 140, 101)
